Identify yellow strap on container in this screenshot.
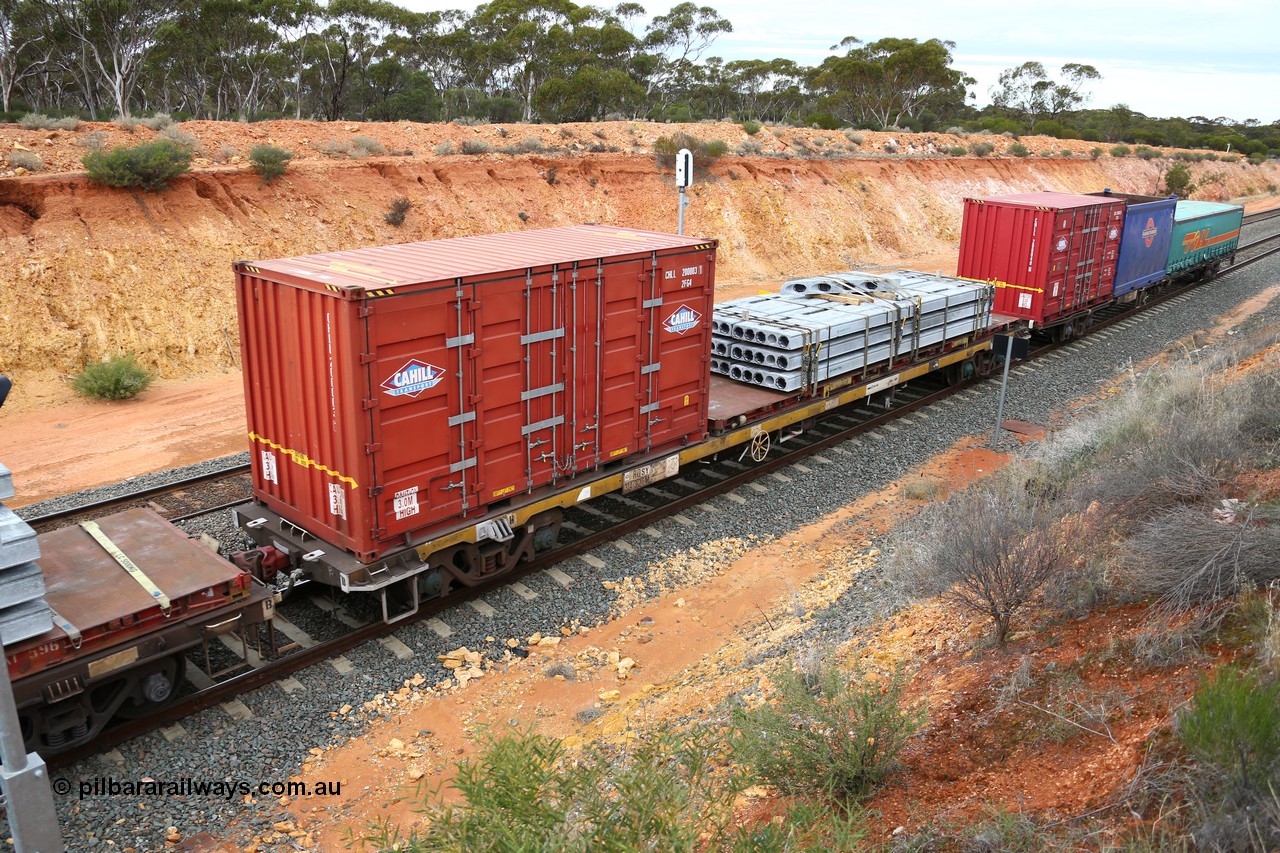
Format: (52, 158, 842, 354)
(79, 521, 172, 615)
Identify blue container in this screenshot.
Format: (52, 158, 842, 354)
(1090, 191, 1176, 298)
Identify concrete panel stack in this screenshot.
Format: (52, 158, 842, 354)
(0, 464, 53, 645)
(711, 271, 993, 392)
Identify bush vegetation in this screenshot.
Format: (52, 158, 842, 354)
(741, 119, 762, 135)
(1007, 142, 1030, 157)
(654, 131, 727, 168)
(1110, 144, 1131, 157)
(82, 140, 191, 191)
(19, 113, 80, 131)
(460, 139, 492, 155)
(7, 151, 44, 171)
(968, 140, 994, 157)
(383, 197, 412, 226)
(72, 355, 154, 400)
(248, 144, 292, 184)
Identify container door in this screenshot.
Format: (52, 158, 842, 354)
(367, 285, 475, 540)
(576, 256, 646, 468)
(471, 270, 565, 505)
(642, 251, 712, 451)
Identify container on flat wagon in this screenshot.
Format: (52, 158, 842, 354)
(235, 225, 717, 563)
(1167, 201, 1243, 276)
(957, 192, 1126, 326)
(1088, 190, 1176, 298)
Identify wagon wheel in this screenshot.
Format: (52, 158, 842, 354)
(748, 430, 771, 462)
(974, 350, 996, 378)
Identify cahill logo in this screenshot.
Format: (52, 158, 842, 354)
(663, 304, 702, 334)
(382, 359, 444, 397)
(1142, 217, 1158, 248)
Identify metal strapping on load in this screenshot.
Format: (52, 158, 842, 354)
(79, 521, 172, 615)
(48, 606, 82, 648)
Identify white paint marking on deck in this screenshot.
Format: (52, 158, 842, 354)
(330, 656, 355, 675)
(467, 599, 497, 618)
(672, 514, 696, 526)
(271, 614, 317, 649)
(725, 493, 748, 504)
(613, 540, 637, 555)
(510, 582, 540, 601)
(161, 723, 189, 742)
(578, 553, 607, 570)
(770, 472, 792, 483)
(277, 677, 306, 696)
(378, 636, 415, 660)
(425, 617, 453, 638)
(544, 567, 576, 587)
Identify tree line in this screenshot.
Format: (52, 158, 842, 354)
(1, 0, 1276, 155)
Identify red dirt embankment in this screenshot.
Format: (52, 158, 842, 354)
(1, 118, 1277, 417)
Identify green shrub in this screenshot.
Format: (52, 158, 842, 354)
(1135, 145, 1161, 160)
(1110, 144, 1132, 158)
(844, 130, 865, 145)
(1008, 142, 1030, 157)
(1090, 147, 1103, 159)
(948, 145, 969, 156)
(160, 124, 200, 151)
(19, 113, 55, 130)
(358, 727, 747, 851)
(1162, 162, 1196, 198)
(741, 119, 762, 136)
(82, 140, 191, 191)
(1060, 148, 1074, 157)
(736, 139, 763, 155)
(968, 141, 995, 157)
(654, 131, 726, 168)
(1179, 666, 1280, 789)
(141, 112, 173, 130)
(383, 197, 412, 226)
(434, 141, 455, 156)
(248, 144, 292, 184)
(460, 139, 491, 155)
(72, 355, 154, 400)
(7, 151, 44, 172)
(730, 654, 925, 797)
(350, 134, 385, 156)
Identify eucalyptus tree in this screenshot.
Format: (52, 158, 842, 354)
(640, 1, 731, 116)
(532, 4, 644, 121)
(724, 57, 805, 123)
(30, 0, 175, 118)
(469, 0, 577, 123)
(809, 36, 969, 129)
(0, 0, 48, 113)
(990, 60, 1100, 129)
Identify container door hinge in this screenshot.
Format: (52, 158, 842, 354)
(360, 352, 377, 364)
(364, 442, 382, 454)
(368, 485, 384, 497)
(362, 398, 378, 411)
(358, 305, 373, 318)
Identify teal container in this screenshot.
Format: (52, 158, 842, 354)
(1167, 201, 1243, 275)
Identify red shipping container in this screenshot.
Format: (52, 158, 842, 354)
(236, 225, 717, 562)
(957, 192, 1125, 327)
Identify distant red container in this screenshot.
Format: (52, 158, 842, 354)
(236, 225, 717, 562)
(957, 192, 1125, 328)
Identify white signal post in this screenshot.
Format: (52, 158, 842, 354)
(675, 148, 693, 234)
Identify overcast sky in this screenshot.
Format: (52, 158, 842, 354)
(400, 0, 1279, 123)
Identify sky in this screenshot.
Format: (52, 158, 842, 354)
(398, 0, 1280, 124)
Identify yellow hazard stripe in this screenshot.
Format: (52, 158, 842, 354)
(957, 275, 1043, 294)
(248, 432, 360, 490)
(80, 521, 171, 613)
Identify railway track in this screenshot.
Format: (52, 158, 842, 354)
(33, 216, 1280, 767)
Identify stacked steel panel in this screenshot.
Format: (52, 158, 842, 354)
(710, 271, 993, 392)
(0, 463, 53, 645)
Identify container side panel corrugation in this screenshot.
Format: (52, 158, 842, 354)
(957, 194, 1124, 326)
(238, 225, 715, 562)
(1109, 196, 1176, 297)
(1168, 202, 1244, 274)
